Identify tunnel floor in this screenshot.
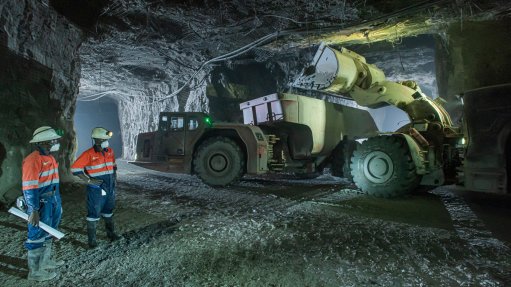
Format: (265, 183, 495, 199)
(0, 161, 510, 286)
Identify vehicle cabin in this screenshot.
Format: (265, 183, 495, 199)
(135, 112, 212, 172)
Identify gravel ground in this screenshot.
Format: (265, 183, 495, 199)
(0, 161, 510, 286)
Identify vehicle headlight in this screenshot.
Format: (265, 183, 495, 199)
(457, 137, 467, 147)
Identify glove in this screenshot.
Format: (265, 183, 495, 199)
(28, 210, 40, 226)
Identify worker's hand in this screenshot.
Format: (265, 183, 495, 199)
(28, 210, 40, 226)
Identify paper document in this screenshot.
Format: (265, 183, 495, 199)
(8, 207, 66, 240)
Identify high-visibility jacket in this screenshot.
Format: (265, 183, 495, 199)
(22, 150, 60, 213)
(71, 147, 116, 192)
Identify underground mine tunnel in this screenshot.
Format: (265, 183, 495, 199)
(1, 0, 511, 285)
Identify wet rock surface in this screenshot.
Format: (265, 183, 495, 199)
(0, 161, 510, 286)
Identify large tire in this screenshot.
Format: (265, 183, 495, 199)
(331, 140, 359, 182)
(193, 137, 245, 187)
(350, 136, 420, 197)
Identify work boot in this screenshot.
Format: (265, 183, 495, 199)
(41, 240, 65, 269)
(87, 221, 98, 248)
(104, 217, 121, 241)
(27, 248, 57, 281)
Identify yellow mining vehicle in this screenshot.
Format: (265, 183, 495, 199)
(291, 43, 464, 197)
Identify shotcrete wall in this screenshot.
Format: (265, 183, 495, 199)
(0, 0, 82, 205)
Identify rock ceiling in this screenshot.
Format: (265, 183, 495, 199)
(65, 0, 509, 102)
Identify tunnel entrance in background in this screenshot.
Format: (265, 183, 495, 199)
(74, 97, 123, 158)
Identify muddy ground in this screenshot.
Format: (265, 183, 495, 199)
(0, 161, 510, 286)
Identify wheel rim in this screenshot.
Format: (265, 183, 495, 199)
(363, 151, 394, 183)
(209, 153, 228, 172)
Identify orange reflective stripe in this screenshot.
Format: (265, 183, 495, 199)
(39, 167, 58, 177)
(22, 179, 39, 190)
(39, 170, 59, 180)
(84, 162, 114, 171)
(73, 147, 116, 177)
(87, 170, 114, 177)
(39, 178, 59, 187)
(23, 180, 39, 186)
(39, 174, 59, 185)
(86, 166, 114, 177)
(22, 151, 59, 191)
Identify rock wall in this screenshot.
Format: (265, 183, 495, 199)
(435, 19, 511, 121)
(0, 0, 82, 205)
(207, 55, 295, 123)
(117, 81, 182, 161)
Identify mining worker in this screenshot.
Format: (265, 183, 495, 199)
(22, 126, 64, 281)
(71, 127, 121, 248)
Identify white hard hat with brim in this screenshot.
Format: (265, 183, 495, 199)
(29, 126, 62, 143)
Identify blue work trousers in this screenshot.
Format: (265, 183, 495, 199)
(86, 185, 115, 221)
(25, 193, 62, 250)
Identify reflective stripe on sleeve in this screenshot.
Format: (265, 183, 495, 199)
(85, 162, 115, 171)
(71, 168, 84, 173)
(39, 168, 58, 177)
(22, 180, 39, 187)
(88, 170, 114, 177)
(39, 179, 59, 188)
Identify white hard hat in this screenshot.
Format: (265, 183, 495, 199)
(91, 127, 113, 140)
(29, 126, 62, 143)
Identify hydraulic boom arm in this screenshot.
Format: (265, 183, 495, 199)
(291, 43, 453, 128)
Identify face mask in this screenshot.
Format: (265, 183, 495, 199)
(50, 143, 60, 152)
(101, 141, 109, 149)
